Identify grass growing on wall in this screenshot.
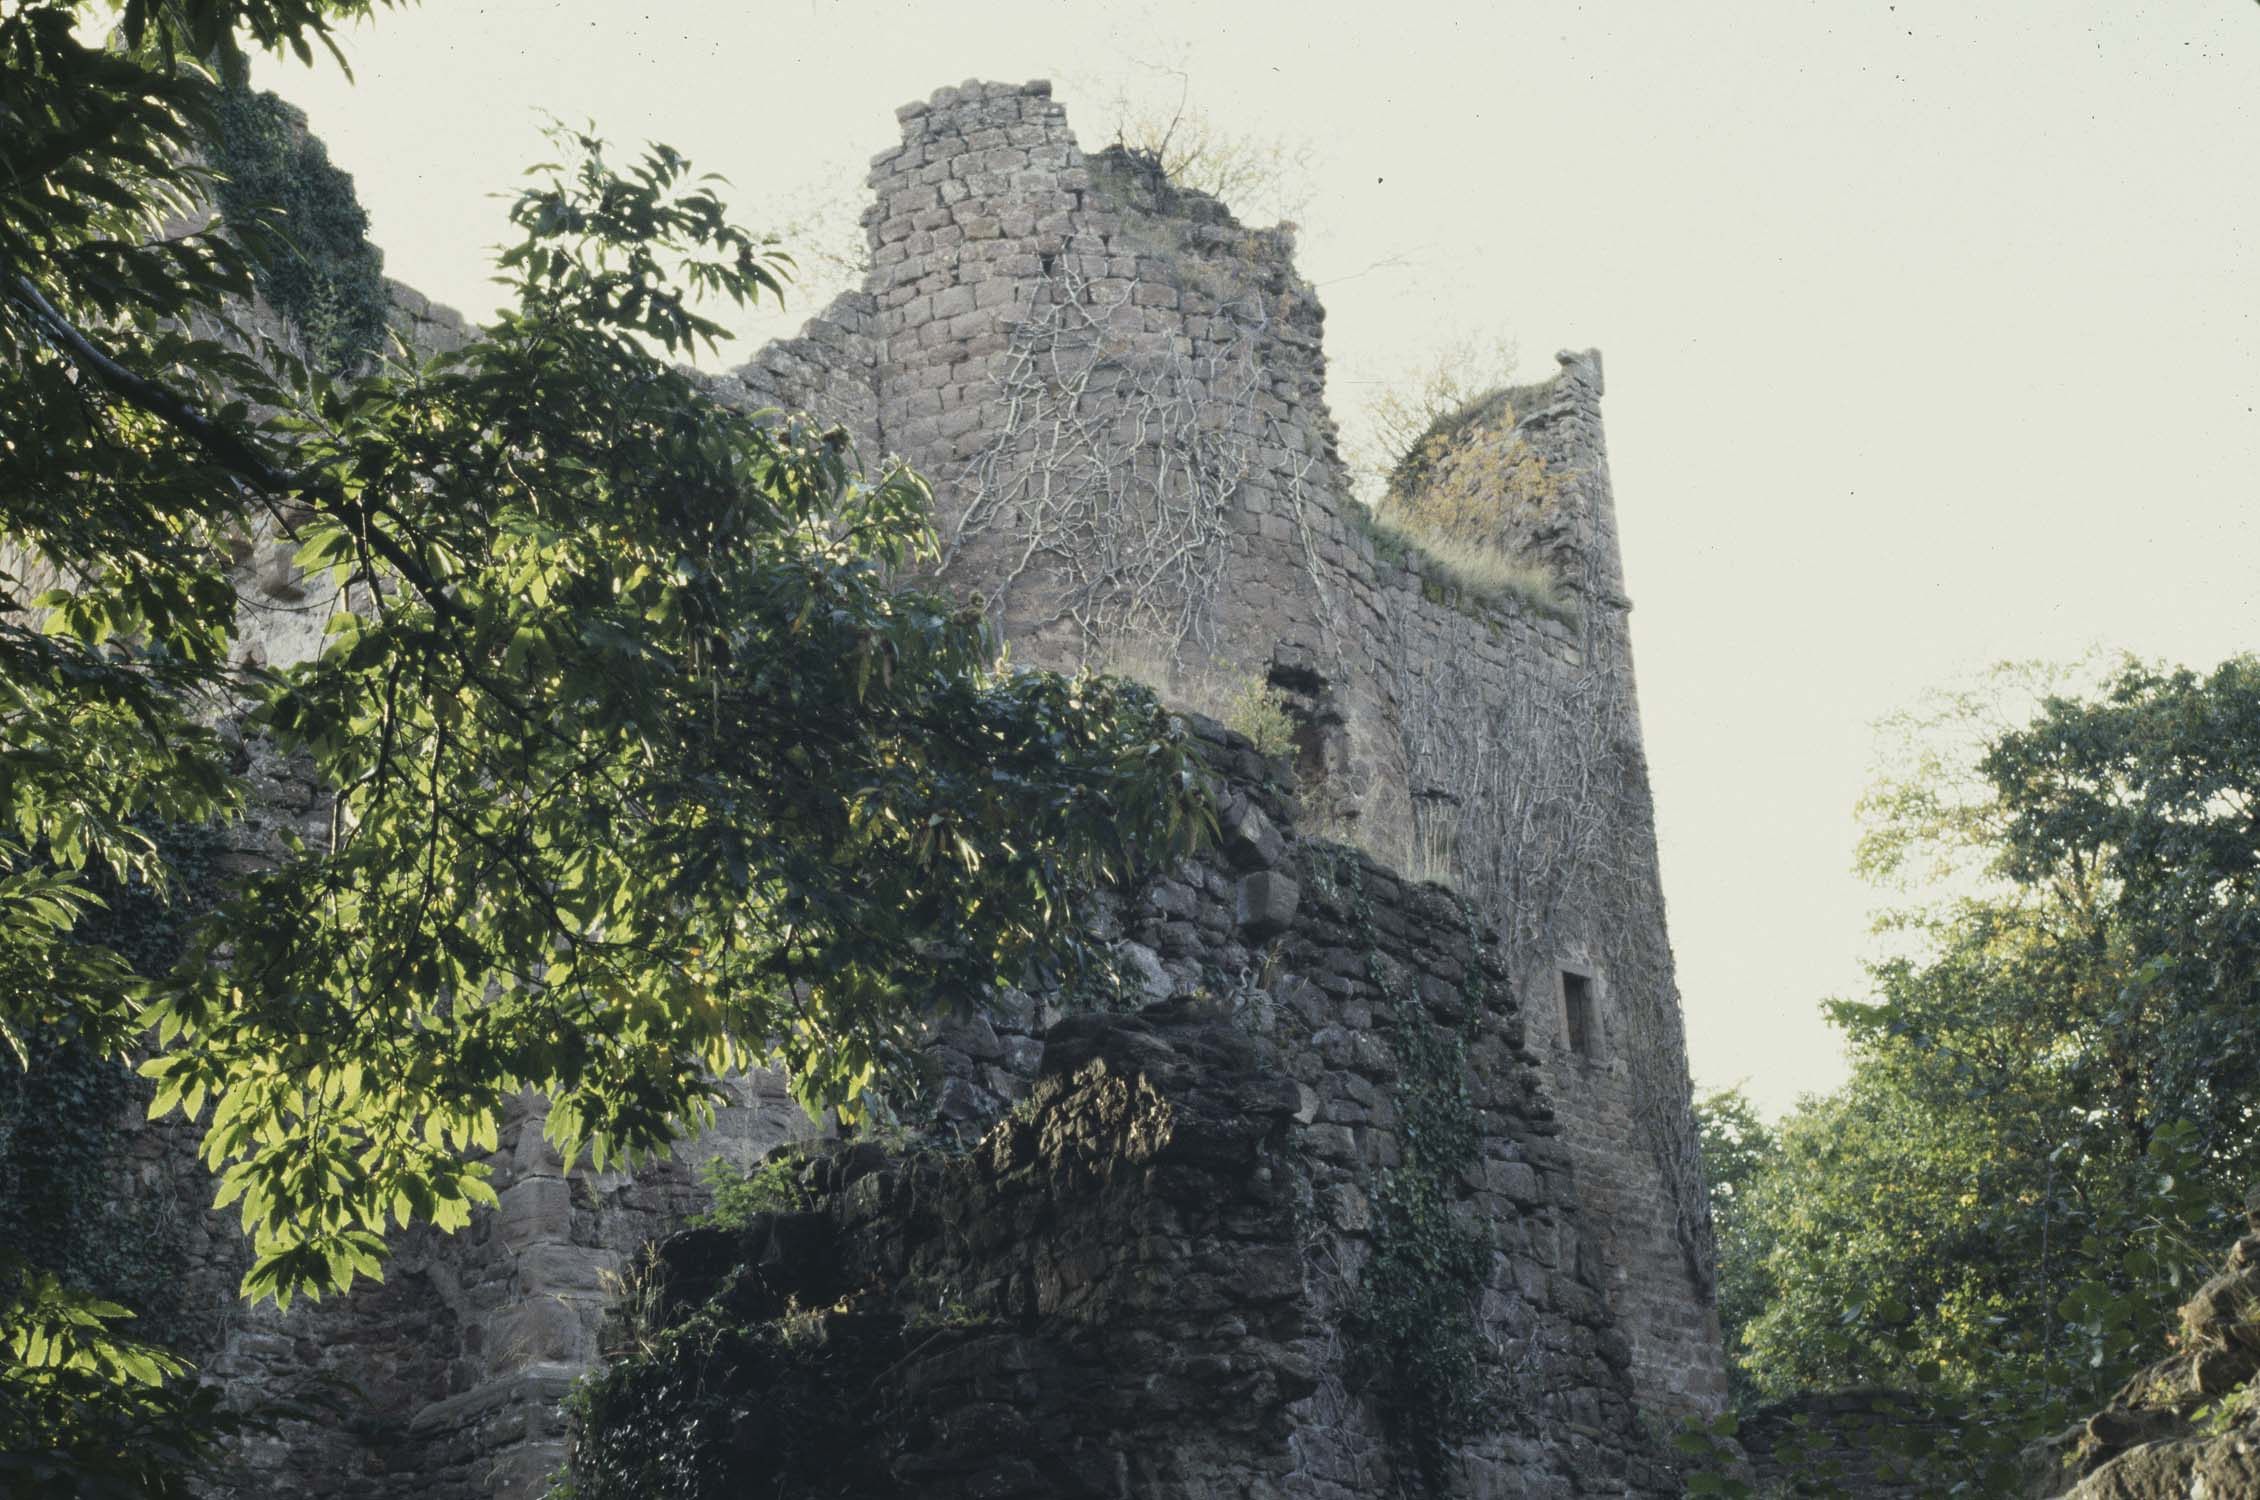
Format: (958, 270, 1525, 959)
(1354, 384, 1580, 627)
(1084, 637, 1297, 763)
(1357, 512, 1577, 625)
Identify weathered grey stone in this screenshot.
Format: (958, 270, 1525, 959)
(1235, 871, 1299, 939)
(1219, 796, 1285, 871)
(252, 540, 307, 601)
(496, 1176, 571, 1250)
(130, 73, 1721, 1500)
(1115, 938, 1171, 1000)
(489, 1298, 583, 1365)
(934, 1012, 1004, 1062)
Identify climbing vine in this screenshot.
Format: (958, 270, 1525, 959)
(925, 132, 1715, 1418)
(942, 263, 1263, 660)
(938, 148, 1347, 694)
(1378, 378, 1717, 1310)
(1335, 855, 1493, 1488)
(211, 82, 389, 372)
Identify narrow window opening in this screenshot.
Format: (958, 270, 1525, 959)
(1562, 970, 1597, 1058)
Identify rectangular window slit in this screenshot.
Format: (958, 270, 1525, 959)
(1562, 970, 1596, 1057)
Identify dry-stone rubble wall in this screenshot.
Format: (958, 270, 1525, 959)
(565, 725, 1682, 1499)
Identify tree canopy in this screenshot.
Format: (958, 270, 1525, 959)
(2, 2, 1209, 1488)
(1697, 656, 2260, 1491)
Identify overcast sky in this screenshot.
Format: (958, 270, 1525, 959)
(271, 0, 2260, 1116)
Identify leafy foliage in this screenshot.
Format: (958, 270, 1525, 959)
(1701, 656, 2260, 1493)
(2, 4, 384, 1489)
(689, 1154, 810, 1231)
(1669, 1410, 1756, 1499)
(0, 1266, 232, 1500)
(1693, 1086, 1775, 1406)
(558, 1299, 901, 1500)
(1222, 672, 1294, 760)
(210, 80, 388, 370)
(4, 1, 1211, 1488)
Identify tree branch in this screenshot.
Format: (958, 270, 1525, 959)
(7, 272, 464, 629)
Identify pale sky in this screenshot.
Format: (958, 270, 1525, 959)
(271, 0, 2260, 1117)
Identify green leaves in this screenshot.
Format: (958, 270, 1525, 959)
(1706, 656, 2260, 1494)
(1673, 1411, 1756, 1499)
(501, 129, 791, 358)
(3, 1268, 184, 1387)
(5, 17, 1210, 1491)
(0, 1250, 225, 1500)
(16, 124, 1208, 1311)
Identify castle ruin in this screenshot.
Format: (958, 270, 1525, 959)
(115, 78, 1725, 1497)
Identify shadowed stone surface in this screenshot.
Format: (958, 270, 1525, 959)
(565, 737, 1685, 1497)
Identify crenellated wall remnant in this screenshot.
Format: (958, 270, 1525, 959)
(94, 74, 1725, 1499)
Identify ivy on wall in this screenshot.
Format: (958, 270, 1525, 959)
(1334, 855, 1494, 1489)
(0, 1036, 183, 1342)
(0, 821, 225, 1347)
(556, 1301, 901, 1500)
(211, 83, 389, 372)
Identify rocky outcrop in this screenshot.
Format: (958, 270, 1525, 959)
(2040, 1191, 2260, 1499)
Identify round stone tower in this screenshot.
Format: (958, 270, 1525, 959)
(719, 78, 1729, 1417)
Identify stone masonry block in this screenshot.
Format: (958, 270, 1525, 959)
(1220, 797, 1285, 872)
(1236, 871, 1299, 940)
(498, 1175, 572, 1250)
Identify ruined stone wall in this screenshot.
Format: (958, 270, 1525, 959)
(701, 292, 882, 458)
(139, 1062, 816, 1499)
(706, 78, 1725, 1417)
(108, 729, 825, 1500)
(37, 280, 831, 1500)
(85, 74, 1726, 1497)
(147, 720, 1693, 1500)
(563, 724, 1684, 1499)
